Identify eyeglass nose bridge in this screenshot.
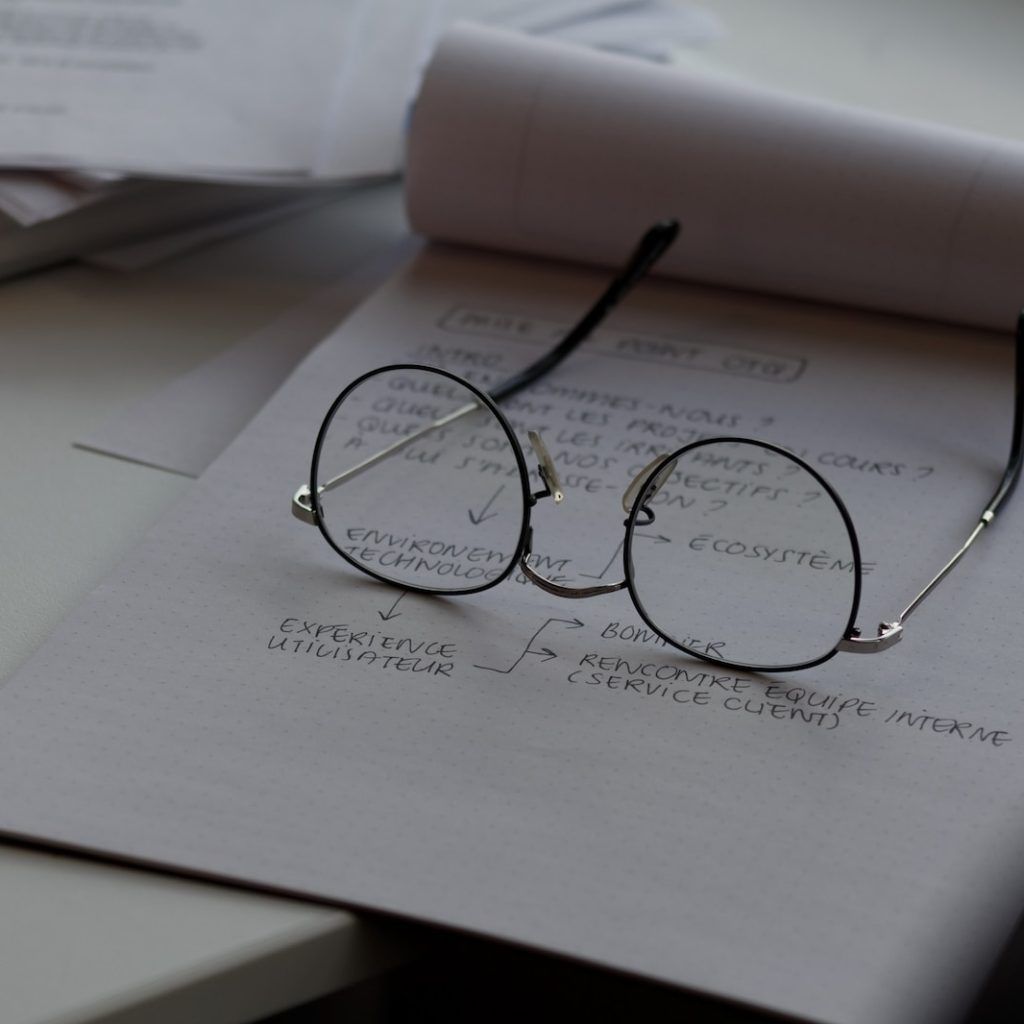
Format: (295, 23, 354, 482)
(520, 429, 627, 598)
(519, 530, 628, 598)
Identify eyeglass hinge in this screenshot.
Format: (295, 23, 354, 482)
(292, 485, 318, 526)
(836, 621, 903, 654)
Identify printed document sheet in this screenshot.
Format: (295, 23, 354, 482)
(1, 246, 1023, 1023)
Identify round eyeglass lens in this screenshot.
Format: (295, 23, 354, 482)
(626, 440, 859, 670)
(312, 366, 527, 593)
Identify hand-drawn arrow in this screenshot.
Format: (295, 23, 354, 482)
(377, 591, 407, 621)
(468, 484, 505, 525)
(474, 616, 584, 674)
(580, 533, 670, 580)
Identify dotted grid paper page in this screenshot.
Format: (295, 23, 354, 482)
(2, 246, 1023, 1024)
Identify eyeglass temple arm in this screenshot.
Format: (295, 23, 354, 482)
(487, 220, 680, 404)
(981, 310, 1024, 517)
(292, 400, 479, 523)
(839, 311, 1024, 653)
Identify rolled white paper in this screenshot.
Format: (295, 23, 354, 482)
(407, 23, 1024, 332)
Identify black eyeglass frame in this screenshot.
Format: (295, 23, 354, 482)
(309, 363, 534, 598)
(309, 377, 865, 672)
(295, 220, 1024, 673)
(621, 436, 864, 673)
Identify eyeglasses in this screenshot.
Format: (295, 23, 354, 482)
(292, 222, 1023, 673)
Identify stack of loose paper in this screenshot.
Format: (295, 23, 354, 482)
(0, 0, 721, 277)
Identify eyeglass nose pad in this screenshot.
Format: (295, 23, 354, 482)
(528, 430, 564, 504)
(622, 455, 677, 516)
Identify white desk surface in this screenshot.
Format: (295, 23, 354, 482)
(2, 3, 1021, 1021)
(0, 185, 414, 1024)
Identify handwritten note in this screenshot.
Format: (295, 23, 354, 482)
(0, 244, 1021, 1024)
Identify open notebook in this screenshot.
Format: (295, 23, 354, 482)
(3, 25, 1024, 1024)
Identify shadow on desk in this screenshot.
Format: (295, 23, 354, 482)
(268, 932, 774, 1024)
